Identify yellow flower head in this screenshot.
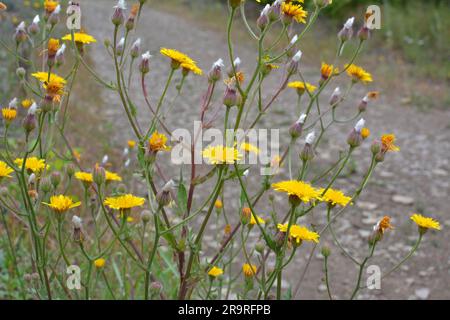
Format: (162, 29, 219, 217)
(44, 0, 58, 14)
(282, 2, 308, 24)
(32, 72, 67, 85)
(208, 266, 224, 278)
(361, 127, 370, 139)
(160, 48, 196, 69)
(346, 64, 373, 84)
(47, 38, 60, 56)
(277, 223, 320, 244)
(21, 99, 34, 109)
(288, 81, 317, 94)
(75, 171, 93, 183)
(321, 63, 338, 79)
(105, 170, 122, 182)
(381, 134, 400, 152)
(43, 195, 81, 213)
(44, 78, 65, 97)
(2, 108, 17, 122)
(104, 194, 145, 211)
(375, 216, 394, 234)
(214, 199, 223, 209)
(149, 130, 170, 152)
(319, 188, 352, 207)
(14, 157, 48, 173)
(181, 62, 203, 76)
(202, 145, 242, 165)
(94, 258, 106, 269)
(250, 214, 265, 226)
(127, 140, 136, 149)
(62, 32, 97, 44)
(272, 180, 322, 203)
(242, 263, 257, 277)
(0, 161, 14, 179)
(240, 142, 260, 155)
(410, 214, 441, 231)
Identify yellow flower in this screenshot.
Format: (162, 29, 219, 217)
(43, 195, 81, 213)
(21, 99, 34, 109)
(319, 188, 352, 207)
(44, 0, 58, 14)
(31, 72, 67, 85)
(181, 62, 203, 76)
(75, 171, 93, 183)
(14, 157, 48, 173)
(277, 223, 320, 244)
(61, 32, 97, 44)
(214, 200, 223, 209)
(208, 266, 224, 278)
(272, 180, 322, 203)
(240, 142, 260, 155)
(44, 78, 65, 97)
(288, 81, 317, 94)
(381, 134, 400, 152)
(202, 145, 242, 165)
(242, 263, 257, 277)
(0, 161, 14, 179)
(104, 194, 146, 210)
(375, 216, 394, 234)
(346, 64, 373, 84)
(2, 108, 17, 122)
(105, 170, 122, 182)
(160, 48, 196, 68)
(149, 130, 170, 152)
(127, 140, 136, 149)
(410, 214, 441, 231)
(361, 127, 370, 139)
(250, 214, 265, 226)
(94, 258, 106, 269)
(47, 38, 60, 56)
(321, 62, 338, 79)
(281, 2, 308, 24)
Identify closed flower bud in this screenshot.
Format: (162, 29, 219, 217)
(56, 44, 66, 66)
(50, 171, 61, 188)
(28, 15, 40, 35)
(338, 17, 354, 42)
(116, 37, 125, 56)
(300, 132, 316, 161)
(287, 50, 302, 75)
(223, 85, 238, 107)
(72, 215, 84, 243)
(371, 141, 381, 155)
(329, 87, 342, 106)
(140, 210, 152, 224)
(139, 51, 151, 74)
(241, 207, 251, 225)
(227, 57, 241, 78)
(126, 16, 135, 31)
(22, 113, 37, 136)
(149, 281, 163, 296)
(16, 67, 26, 79)
(255, 241, 265, 254)
(374, 151, 385, 163)
(358, 25, 371, 41)
(289, 114, 306, 139)
(40, 95, 53, 113)
(321, 245, 331, 257)
(268, 0, 282, 22)
(208, 58, 224, 83)
(112, 0, 126, 26)
(130, 38, 141, 58)
(14, 22, 27, 44)
(40, 177, 52, 194)
(66, 163, 76, 178)
(229, 0, 243, 9)
(257, 5, 270, 30)
(49, 5, 61, 26)
(347, 119, 364, 147)
(156, 180, 174, 207)
(93, 165, 106, 186)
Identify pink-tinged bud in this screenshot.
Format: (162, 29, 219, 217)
(347, 118, 365, 148)
(51, 171, 62, 188)
(227, 57, 241, 78)
(66, 163, 76, 178)
(268, 1, 282, 22)
(93, 165, 106, 186)
(286, 35, 298, 58)
(49, 5, 61, 26)
(375, 151, 385, 163)
(358, 96, 369, 112)
(112, 0, 126, 26)
(116, 37, 125, 56)
(208, 58, 224, 83)
(156, 180, 174, 207)
(287, 50, 302, 74)
(14, 22, 28, 44)
(371, 141, 381, 155)
(338, 17, 354, 42)
(223, 85, 238, 108)
(139, 51, 151, 74)
(126, 17, 135, 31)
(358, 25, 371, 41)
(300, 132, 316, 161)
(257, 6, 270, 30)
(130, 38, 141, 59)
(329, 87, 342, 106)
(289, 114, 306, 139)
(28, 15, 40, 35)
(40, 95, 53, 113)
(22, 106, 37, 136)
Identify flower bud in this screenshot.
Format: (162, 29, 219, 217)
(72, 215, 84, 243)
(268, 0, 282, 22)
(66, 163, 76, 178)
(140, 210, 152, 224)
(287, 50, 302, 75)
(56, 44, 66, 67)
(156, 180, 174, 207)
(130, 38, 141, 58)
(112, 0, 126, 26)
(358, 25, 371, 41)
(208, 58, 224, 83)
(329, 87, 342, 106)
(371, 141, 381, 155)
(229, 0, 243, 9)
(51, 171, 61, 188)
(28, 15, 41, 35)
(255, 241, 265, 254)
(241, 207, 251, 225)
(289, 114, 306, 139)
(49, 5, 61, 26)
(347, 118, 365, 148)
(40, 177, 52, 194)
(338, 17, 354, 42)
(40, 95, 53, 113)
(93, 165, 106, 186)
(321, 245, 331, 257)
(139, 51, 151, 74)
(223, 85, 238, 108)
(300, 132, 316, 161)
(257, 5, 270, 30)
(16, 67, 26, 79)
(227, 57, 241, 78)
(14, 22, 27, 44)
(149, 281, 163, 296)
(22, 113, 37, 136)
(116, 37, 125, 56)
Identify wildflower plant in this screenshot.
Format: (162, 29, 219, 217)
(0, 0, 441, 301)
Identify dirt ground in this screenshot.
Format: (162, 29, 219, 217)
(76, 0, 450, 299)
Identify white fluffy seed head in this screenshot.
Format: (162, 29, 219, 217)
(354, 118, 366, 132)
(142, 51, 152, 60)
(213, 58, 224, 68)
(298, 114, 307, 124)
(114, 0, 126, 9)
(292, 50, 302, 62)
(344, 17, 355, 29)
(305, 131, 316, 145)
(33, 15, 40, 24)
(28, 103, 38, 115)
(72, 215, 83, 229)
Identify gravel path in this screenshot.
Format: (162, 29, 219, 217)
(78, 0, 450, 299)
